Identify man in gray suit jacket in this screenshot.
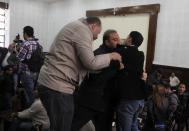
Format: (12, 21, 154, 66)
(37, 17, 122, 131)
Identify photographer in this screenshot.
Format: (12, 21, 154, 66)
(17, 26, 41, 106)
(1, 42, 19, 68)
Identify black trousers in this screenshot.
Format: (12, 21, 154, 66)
(71, 104, 114, 131)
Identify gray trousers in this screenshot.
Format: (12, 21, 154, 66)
(38, 84, 74, 131)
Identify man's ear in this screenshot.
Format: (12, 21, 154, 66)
(127, 37, 132, 45)
(129, 37, 132, 42)
(23, 33, 27, 38)
(104, 39, 109, 45)
(88, 24, 94, 31)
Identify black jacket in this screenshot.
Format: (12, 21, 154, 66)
(115, 45, 146, 100)
(75, 44, 120, 112)
(0, 47, 8, 66)
(0, 73, 14, 95)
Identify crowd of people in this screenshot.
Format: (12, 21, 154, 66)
(0, 17, 188, 131)
(0, 26, 47, 131)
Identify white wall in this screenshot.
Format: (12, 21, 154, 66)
(9, 0, 49, 50)
(0, 0, 9, 3)
(47, 0, 86, 49)
(5, 0, 189, 68)
(47, 0, 189, 68)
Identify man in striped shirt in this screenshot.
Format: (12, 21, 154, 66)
(17, 26, 38, 106)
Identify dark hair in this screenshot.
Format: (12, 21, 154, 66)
(103, 29, 117, 44)
(23, 26, 34, 37)
(160, 79, 170, 88)
(86, 16, 101, 26)
(129, 31, 143, 47)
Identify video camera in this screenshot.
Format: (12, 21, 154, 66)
(13, 34, 23, 44)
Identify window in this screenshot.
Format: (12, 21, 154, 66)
(0, 2, 8, 47)
(0, 8, 5, 47)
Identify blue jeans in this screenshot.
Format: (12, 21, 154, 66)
(10, 119, 50, 131)
(13, 73, 18, 94)
(20, 71, 37, 105)
(38, 84, 74, 131)
(9, 119, 32, 131)
(116, 99, 144, 131)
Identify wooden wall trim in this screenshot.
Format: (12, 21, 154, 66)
(0, 2, 9, 9)
(146, 13, 158, 72)
(86, 4, 160, 73)
(152, 64, 189, 72)
(86, 4, 160, 16)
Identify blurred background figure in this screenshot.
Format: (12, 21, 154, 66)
(174, 83, 189, 131)
(169, 72, 180, 91)
(9, 90, 50, 131)
(177, 83, 187, 96)
(146, 83, 178, 131)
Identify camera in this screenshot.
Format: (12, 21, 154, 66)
(13, 34, 23, 44)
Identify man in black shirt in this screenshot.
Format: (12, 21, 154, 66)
(116, 31, 146, 131)
(71, 29, 122, 131)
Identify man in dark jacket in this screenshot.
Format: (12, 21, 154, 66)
(116, 31, 146, 131)
(71, 29, 122, 131)
(175, 83, 189, 131)
(0, 65, 15, 111)
(0, 47, 8, 68)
